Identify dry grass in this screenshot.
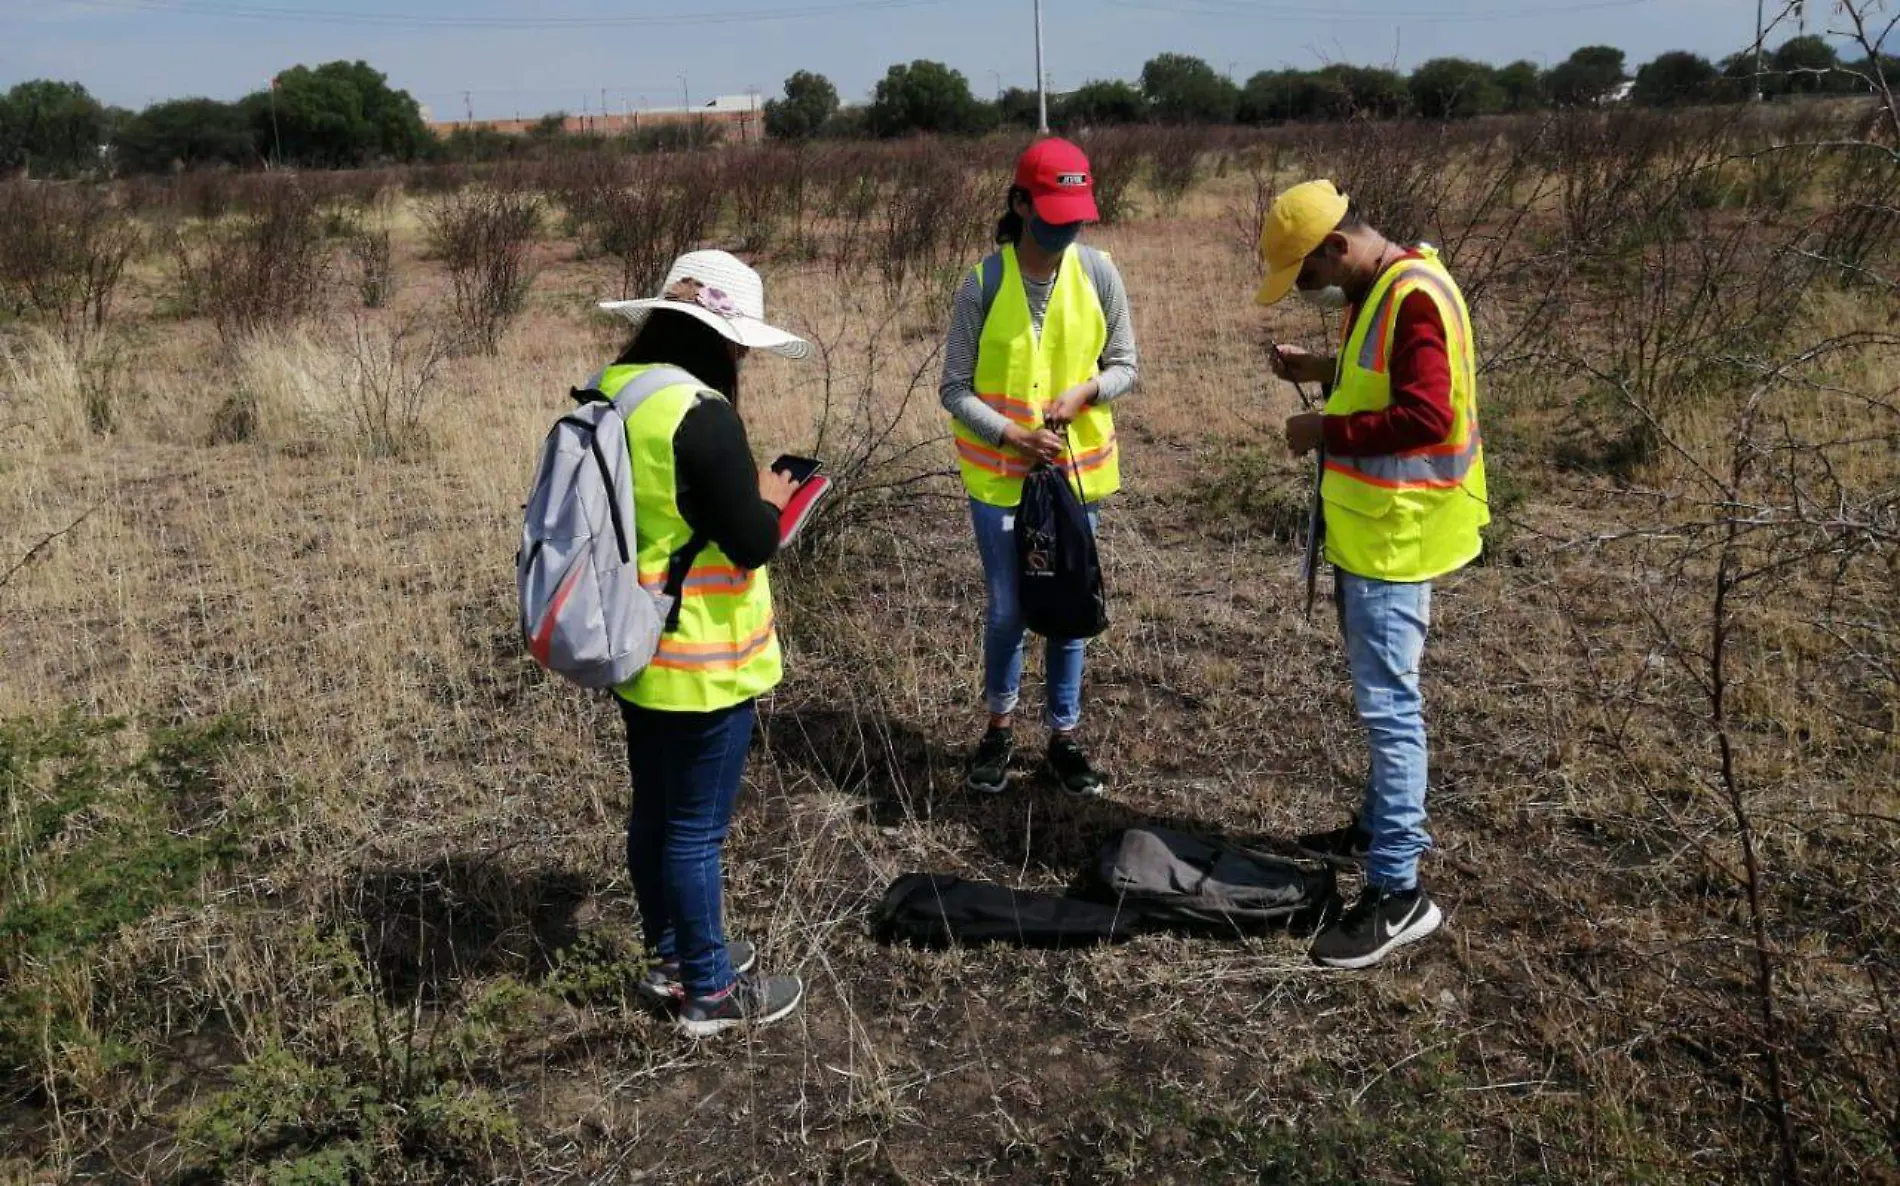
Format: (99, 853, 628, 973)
(2, 108, 1897, 1184)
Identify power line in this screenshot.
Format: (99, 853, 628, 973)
(1104, 0, 1651, 23)
(55, 0, 954, 28)
(411, 84, 697, 98)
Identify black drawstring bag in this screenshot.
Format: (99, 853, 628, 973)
(1016, 444, 1107, 640)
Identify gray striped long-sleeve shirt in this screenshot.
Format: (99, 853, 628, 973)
(938, 246, 1139, 446)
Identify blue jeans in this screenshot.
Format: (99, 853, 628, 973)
(620, 698, 756, 998)
(970, 497, 1099, 732)
(1335, 570, 1433, 892)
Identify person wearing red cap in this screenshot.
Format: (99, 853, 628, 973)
(939, 137, 1140, 798)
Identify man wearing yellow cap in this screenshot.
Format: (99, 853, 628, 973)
(1257, 179, 1488, 970)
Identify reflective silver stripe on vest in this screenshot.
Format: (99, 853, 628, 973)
(1331, 424, 1482, 488)
(1356, 284, 1402, 371)
(1340, 263, 1481, 488)
(1356, 264, 1470, 372)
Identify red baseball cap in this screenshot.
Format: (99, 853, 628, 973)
(1014, 137, 1099, 225)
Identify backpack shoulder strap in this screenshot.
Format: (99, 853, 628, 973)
(606, 365, 702, 417)
(660, 532, 709, 633)
(565, 364, 719, 633)
(977, 251, 1004, 324)
(569, 364, 702, 410)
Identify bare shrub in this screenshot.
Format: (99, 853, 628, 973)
(876, 144, 993, 302)
(172, 183, 330, 344)
(722, 144, 806, 255)
(582, 157, 720, 300)
(811, 143, 883, 220)
(346, 216, 397, 309)
(785, 303, 955, 554)
(1532, 35, 1900, 1171)
(1073, 128, 1140, 224)
(325, 314, 460, 456)
(420, 188, 543, 354)
(539, 152, 626, 239)
(1148, 125, 1211, 209)
(1539, 110, 1679, 253)
(405, 162, 473, 197)
(1226, 144, 1286, 262)
(176, 170, 240, 221)
(1300, 119, 1458, 247)
(0, 183, 144, 345)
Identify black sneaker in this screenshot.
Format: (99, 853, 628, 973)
(677, 972, 805, 1037)
(966, 726, 1014, 794)
(1296, 816, 1372, 868)
(1047, 734, 1104, 798)
(637, 939, 757, 1007)
(1310, 885, 1443, 970)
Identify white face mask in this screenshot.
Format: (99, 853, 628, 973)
(1299, 285, 1349, 310)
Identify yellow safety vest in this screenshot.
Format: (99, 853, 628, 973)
(1322, 246, 1489, 582)
(603, 364, 783, 712)
(955, 244, 1121, 507)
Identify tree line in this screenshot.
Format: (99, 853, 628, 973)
(2, 37, 1892, 178)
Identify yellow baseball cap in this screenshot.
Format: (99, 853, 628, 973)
(1255, 179, 1351, 306)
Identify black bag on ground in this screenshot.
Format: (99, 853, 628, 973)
(1016, 463, 1107, 640)
(875, 873, 1144, 949)
(1091, 827, 1336, 933)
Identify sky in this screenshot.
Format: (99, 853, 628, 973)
(0, 0, 1867, 122)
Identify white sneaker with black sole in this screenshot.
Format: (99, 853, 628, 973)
(1310, 885, 1442, 970)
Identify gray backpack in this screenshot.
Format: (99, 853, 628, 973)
(517, 365, 707, 689)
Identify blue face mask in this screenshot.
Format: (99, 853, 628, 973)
(1027, 214, 1083, 254)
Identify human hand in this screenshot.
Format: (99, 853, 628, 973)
(1269, 344, 1332, 386)
(1003, 423, 1065, 464)
(1284, 411, 1326, 457)
(759, 466, 801, 510)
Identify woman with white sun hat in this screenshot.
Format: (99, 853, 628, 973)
(592, 249, 808, 1037)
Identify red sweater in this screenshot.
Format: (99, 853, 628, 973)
(1322, 258, 1456, 457)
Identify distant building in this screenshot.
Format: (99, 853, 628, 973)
(429, 94, 763, 142)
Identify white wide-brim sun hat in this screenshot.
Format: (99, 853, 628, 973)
(598, 249, 809, 360)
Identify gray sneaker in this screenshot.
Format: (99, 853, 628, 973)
(678, 972, 805, 1038)
(637, 939, 757, 1007)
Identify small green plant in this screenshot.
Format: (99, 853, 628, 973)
(175, 948, 523, 1182)
(0, 711, 249, 1107)
(543, 931, 645, 1005)
(1186, 443, 1312, 542)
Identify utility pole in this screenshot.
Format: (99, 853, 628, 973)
(268, 76, 283, 168)
(1753, 0, 1767, 101)
(680, 73, 690, 110)
(463, 90, 474, 124)
(1034, 0, 1049, 133)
